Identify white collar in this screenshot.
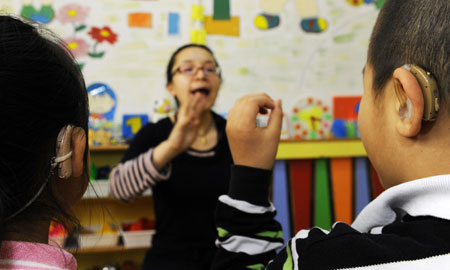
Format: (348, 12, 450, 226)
(352, 174, 450, 232)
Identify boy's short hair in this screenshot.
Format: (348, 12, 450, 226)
(368, 0, 449, 108)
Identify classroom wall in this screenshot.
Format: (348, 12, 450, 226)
(0, 0, 380, 122)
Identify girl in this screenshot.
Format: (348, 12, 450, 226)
(110, 44, 233, 270)
(0, 16, 89, 269)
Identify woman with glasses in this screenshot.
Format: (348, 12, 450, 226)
(110, 44, 232, 270)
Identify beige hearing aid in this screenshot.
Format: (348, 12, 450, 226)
(52, 125, 73, 179)
(402, 64, 440, 121)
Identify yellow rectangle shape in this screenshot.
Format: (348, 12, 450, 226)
(190, 29, 207, 45)
(205, 16, 240, 36)
(191, 5, 205, 21)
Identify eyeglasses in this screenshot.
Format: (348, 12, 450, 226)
(171, 65, 221, 77)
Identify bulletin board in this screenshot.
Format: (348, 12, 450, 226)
(0, 0, 382, 130)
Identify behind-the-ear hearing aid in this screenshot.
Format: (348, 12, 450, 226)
(51, 125, 73, 179)
(402, 64, 440, 121)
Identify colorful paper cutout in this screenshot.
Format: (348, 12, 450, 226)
(21, 2, 55, 24)
(332, 96, 361, 139)
(205, 16, 240, 36)
(255, 0, 328, 33)
(122, 114, 149, 139)
(213, 0, 231, 20)
(191, 5, 205, 21)
(168, 13, 180, 35)
(190, 29, 207, 45)
(128, 13, 152, 28)
(333, 96, 361, 120)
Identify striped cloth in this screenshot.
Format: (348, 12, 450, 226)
(0, 241, 76, 270)
(109, 148, 171, 201)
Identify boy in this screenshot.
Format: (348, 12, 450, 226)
(212, 0, 450, 269)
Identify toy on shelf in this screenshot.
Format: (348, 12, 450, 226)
(290, 97, 333, 140)
(121, 218, 155, 248)
(122, 114, 149, 141)
(331, 96, 361, 139)
(48, 221, 67, 248)
(152, 98, 175, 122)
(78, 223, 120, 248)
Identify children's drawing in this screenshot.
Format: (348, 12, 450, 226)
(21, 0, 54, 24)
(56, 3, 89, 31)
(346, 0, 386, 9)
(255, 0, 328, 33)
(88, 26, 118, 58)
(55, 4, 118, 68)
(87, 83, 117, 121)
(64, 37, 90, 58)
(291, 97, 332, 140)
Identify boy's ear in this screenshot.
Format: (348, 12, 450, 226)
(392, 67, 424, 137)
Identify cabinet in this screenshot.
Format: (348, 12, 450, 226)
(70, 140, 367, 269)
(71, 145, 153, 270)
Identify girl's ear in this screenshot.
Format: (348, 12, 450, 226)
(70, 127, 86, 178)
(52, 127, 88, 207)
(392, 67, 424, 137)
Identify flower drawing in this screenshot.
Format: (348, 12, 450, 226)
(57, 4, 89, 24)
(88, 26, 118, 44)
(65, 38, 90, 58)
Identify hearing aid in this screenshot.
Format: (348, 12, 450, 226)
(52, 125, 73, 179)
(402, 64, 440, 121)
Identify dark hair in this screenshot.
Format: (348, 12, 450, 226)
(368, 0, 449, 108)
(0, 16, 89, 240)
(166, 44, 221, 84)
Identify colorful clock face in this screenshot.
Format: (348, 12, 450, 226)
(291, 97, 333, 140)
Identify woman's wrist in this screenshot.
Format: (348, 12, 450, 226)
(152, 140, 181, 171)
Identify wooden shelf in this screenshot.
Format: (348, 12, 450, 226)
(68, 245, 148, 254)
(90, 145, 129, 152)
(89, 140, 367, 159)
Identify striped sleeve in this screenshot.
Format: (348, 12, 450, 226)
(109, 148, 171, 201)
(212, 166, 285, 270)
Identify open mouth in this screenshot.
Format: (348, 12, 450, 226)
(191, 88, 210, 96)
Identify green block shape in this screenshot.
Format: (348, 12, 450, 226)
(314, 159, 333, 230)
(214, 0, 231, 20)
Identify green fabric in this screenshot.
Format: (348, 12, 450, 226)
(256, 230, 283, 240)
(217, 227, 229, 238)
(283, 242, 293, 269)
(313, 159, 333, 230)
(246, 264, 265, 270)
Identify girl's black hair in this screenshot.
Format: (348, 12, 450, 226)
(165, 44, 221, 84)
(0, 16, 89, 241)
